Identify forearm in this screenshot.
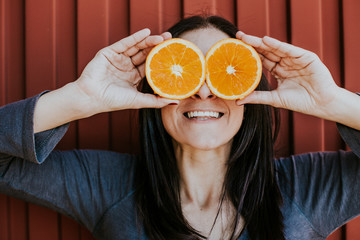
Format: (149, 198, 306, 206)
(321, 87, 360, 131)
(34, 82, 96, 133)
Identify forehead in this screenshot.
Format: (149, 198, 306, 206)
(179, 27, 230, 55)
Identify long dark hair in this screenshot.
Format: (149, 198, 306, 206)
(134, 15, 284, 239)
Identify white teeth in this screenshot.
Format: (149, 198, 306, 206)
(186, 111, 221, 119)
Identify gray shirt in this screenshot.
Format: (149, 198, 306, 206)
(1, 94, 360, 240)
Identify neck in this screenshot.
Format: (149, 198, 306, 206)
(174, 142, 231, 209)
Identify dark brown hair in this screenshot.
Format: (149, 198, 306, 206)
(135, 15, 284, 240)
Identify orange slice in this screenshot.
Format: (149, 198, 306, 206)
(205, 38, 262, 100)
(145, 38, 206, 100)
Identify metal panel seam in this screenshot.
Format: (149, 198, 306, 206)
(319, 0, 325, 151)
(338, 0, 345, 88)
(53, 0, 57, 88)
(265, 0, 270, 36)
(106, 0, 113, 151)
(180, 0, 185, 18)
(7, 196, 10, 239)
(1, 0, 6, 104)
(285, 0, 292, 43)
(233, 0, 237, 25)
(106, 0, 109, 44)
(158, 0, 163, 32)
(75, 0, 80, 149)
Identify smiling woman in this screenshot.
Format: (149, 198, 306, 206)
(137, 17, 281, 239)
(1, 15, 360, 240)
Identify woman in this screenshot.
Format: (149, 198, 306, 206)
(1, 15, 360, 240)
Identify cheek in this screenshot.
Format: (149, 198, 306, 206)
(221, 104, 244, 139)
(228, 106, 244, 129)
(161, 106, 178, 137)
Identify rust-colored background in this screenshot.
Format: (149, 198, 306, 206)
(1, 0, 360, 239)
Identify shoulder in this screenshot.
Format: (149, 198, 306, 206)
(274, 151, 357, 204)
(50, 149, 137, 169)
(73, 149, 137, 175)
(67, 149, 137, 165)
(50, 149, 139, 195)
(274, 150, 359, 178)
(275, 151, 360, 237)
(274, 150, 360, 215)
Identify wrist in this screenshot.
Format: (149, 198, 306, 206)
(321, 87, 360, 130)
(34, 81, 98, 133)
(70, 80, 103, 117)
(63, 82, 99, 118)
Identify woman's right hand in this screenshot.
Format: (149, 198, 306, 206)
(34, 29, 178, 133)
(76, 28, 178, 113)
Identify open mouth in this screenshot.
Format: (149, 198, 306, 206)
(183, 111, 224, 120)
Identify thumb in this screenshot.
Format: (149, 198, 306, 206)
(135, 93, 179, 109)
(236, 91, 276, 106)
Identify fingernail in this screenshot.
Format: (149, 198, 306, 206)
(169, 102, 178, 105)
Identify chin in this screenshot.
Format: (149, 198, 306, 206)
(176, 135, 233, 151)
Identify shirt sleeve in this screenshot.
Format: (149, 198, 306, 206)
(0, 94, 136, 232)
(276, 126, 360, 237)
(336, 92, 360, 158)
(337, 123, 360, 158)
(0, 92, 69, 163)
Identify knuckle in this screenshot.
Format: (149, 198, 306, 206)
(307, 51, 319, 60)
(96, 49, 106, 56)
(154, 99, 161, 108)
(97, 48, 112, 58)
(141, 49, 147, 56)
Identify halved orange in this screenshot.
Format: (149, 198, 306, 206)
(145, 38, 206, 100)
(205, 38, 262, 100)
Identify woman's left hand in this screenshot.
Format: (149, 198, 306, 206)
(235, 32, 340, 118)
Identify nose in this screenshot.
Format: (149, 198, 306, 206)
(191, 82, 216, 100)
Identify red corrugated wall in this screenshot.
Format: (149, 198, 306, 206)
(0, 0, 359, 239)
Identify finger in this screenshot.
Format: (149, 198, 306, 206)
(236, 31, 245, 39)
(237, 33, 283, 62)
(262, 58, 299, 79)
(262, 36, 304, 58)
(257, 49, 281, 62)
(131, 46, 154, 66)
(161, 32, 172, 40)
(109, 28, 151, 53)
(124, 35, 164, 57)
(135, 93, 179, 108)
(130, 32, 172, 65)
(131, 50, 147, 66)
(236, 91, 276, 106)
(238, 32, 305, 59)
(261, 57, 278, 74)
(137, 63, 145, 78)
(128, 32, 172, 65)
(236, 32, 271, 53)
(292, 51, 319, 69)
